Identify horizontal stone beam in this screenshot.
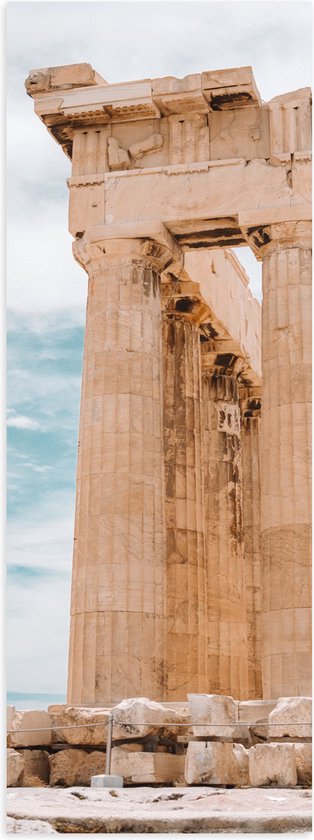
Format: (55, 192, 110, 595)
(99, 159, 310, 240)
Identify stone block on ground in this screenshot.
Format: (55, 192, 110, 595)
(49, 749, 106, 787)
(230, 743, 250, 786)
(294, 743, 312, 786)
(8, 711, 51, 748)
(187, 694, 238, 739)
(249, 743, 297, 787)
(268, 697, 312, 740)
(49, 706, 110, 745)
(111, 747, 185, 784)
(184, 741, 233, 785)
(7, 749, 24, 787)
(20, 750, 50, 785)
(112, 697, 188, 740)
(184, 741, 250, 786)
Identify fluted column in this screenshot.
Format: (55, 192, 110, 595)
(162, 314, 207, 698)
(258, 221, 312, 697)
(67, 234, 177, 705)
(202, 365, 248, 698)
(240, 389, 262, 698)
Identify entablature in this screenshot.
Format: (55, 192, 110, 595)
(25, 63, 311, 169)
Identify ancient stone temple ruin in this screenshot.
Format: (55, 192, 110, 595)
(25, 64, 311, 708)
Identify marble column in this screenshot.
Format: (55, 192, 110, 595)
(67, 236, 175, 705)
(202, 364, 248, 698)
(258, 221, 312, 698)
(240, 388, 262, 698)
(162, 314, 207, 698)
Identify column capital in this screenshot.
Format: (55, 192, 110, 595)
(246, 220, 312, 259)
(72, 221, 183, 276)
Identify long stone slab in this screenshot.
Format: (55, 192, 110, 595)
(6, 787, 312, 833)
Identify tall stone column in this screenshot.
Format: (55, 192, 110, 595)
(162, 313, 207, 698)
(202, 363, 248, 698)
(67, 234, 177, 705)
(257, 221, 312, 697)
(240, 388, 262, 698)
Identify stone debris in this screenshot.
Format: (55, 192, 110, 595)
(8, 711, 51, 748)
(230, 743, 250, 786)
(49, 749, 106, 787)
(249, 743, 298, 787)
(112, 697, 188, 740)
(5, 695, 312, 790)
(185, 741, 233, 785)
(268, 696, 312, 740)
(188, 693, 238, 739)
(294, 743, 312, 786)
(7, 816, 58, 833)
(184, 741, 250, 786)
(49, 706, 110, 746)
(111, 747, 185, 784)
(7, 750, 24, 788)
(20, 750, 50, 785)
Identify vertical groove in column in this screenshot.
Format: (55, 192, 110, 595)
(67, 258, 166, 705)
(163, 317, 207, 699)
(202, 370, 248, 699)
(241, 407, 262, 699)
(261, 245, 312, 698)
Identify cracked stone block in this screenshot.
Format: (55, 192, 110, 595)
(249, 743, 297, 787)
(268, 697, 312, 740)
(188, 694, 238, 739)
(111, 747, 185, 784)
(20, 750, 50, 784)
(184, 741, 233, 785)
(7, 749, 24, 787)
(8, 711, 51, 748)
(112, 697, 188, 740)
(230, 743, 250, 786)
(49, 749, 106, 787)
(184, 741, 250, 786)
(49, 706, 110, 746)
(294, 743, 312, 786)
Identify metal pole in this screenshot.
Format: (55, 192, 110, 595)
(105, 713, 113, 775)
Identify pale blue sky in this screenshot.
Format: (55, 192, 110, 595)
(7, 0, 312, 693)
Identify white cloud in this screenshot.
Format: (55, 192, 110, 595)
(7, 414, 42, 431)
(7, 488, 75, 692)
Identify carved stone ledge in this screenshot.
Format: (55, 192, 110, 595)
(73, 222, 183, 275)
(245, 220, 312, 259)
(25, 63, 106, 94)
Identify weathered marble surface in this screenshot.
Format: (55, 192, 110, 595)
(6, 787, 312, 833)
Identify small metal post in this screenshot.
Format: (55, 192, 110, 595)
(91, 712, 123, 788)
(105, 712, 113, 775)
